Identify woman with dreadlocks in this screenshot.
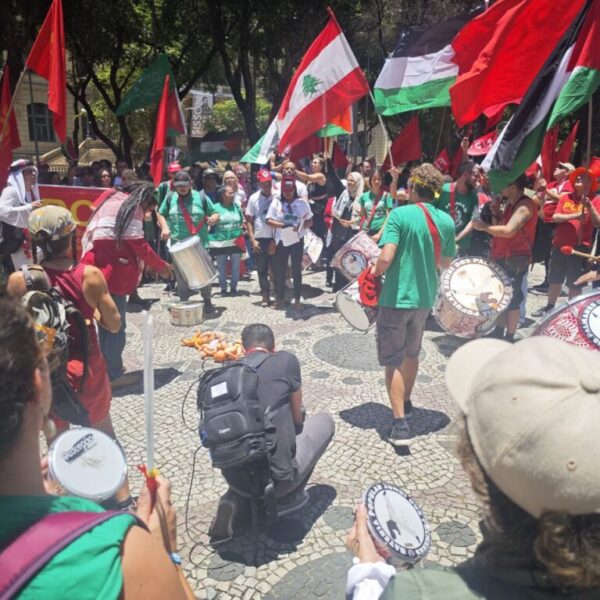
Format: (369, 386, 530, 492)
(81, 182, 172, 388)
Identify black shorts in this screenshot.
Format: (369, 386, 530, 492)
(376, 306, 429, 367)
(495, 257, 528, 311)
(548, 246, 587, 290)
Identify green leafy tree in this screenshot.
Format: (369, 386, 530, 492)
(205, 98, 271, 138)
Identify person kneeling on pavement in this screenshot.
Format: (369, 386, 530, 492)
(209, 324, 335, 539)
(345, 336, 600, 599)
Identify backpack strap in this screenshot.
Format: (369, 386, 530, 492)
(0, 511, 141, 599)
(416, 203, 441, 267)
(21, 264, 51, 292)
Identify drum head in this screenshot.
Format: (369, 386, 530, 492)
(441, 257, 513, 317)
(170, 237, 198, 252)
(49, 428, 127, 501)
(363, 482, 431, 563)
(336, 290, 372, 331)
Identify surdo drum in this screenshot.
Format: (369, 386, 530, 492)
(335, 280, 378, 331)
(169, 236, 218, 290)
(363, 482, 431, 565)
(331, 231, 380, 282)
(532, 290, 600, 351)
(48, 428, 127, 501)
(434, 257, 513, 338)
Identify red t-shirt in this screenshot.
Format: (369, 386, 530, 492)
(490, 196, 538, 260)
(552, 192, 600, 249)
(543, 180, 574, 223)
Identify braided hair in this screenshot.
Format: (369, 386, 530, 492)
(113, 181, 157, 245)
(0, 299, 43, 458)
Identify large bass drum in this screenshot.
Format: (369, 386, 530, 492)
(531, 290, 600, 351)
(434, 257, 513, 338)
(331, 231, 380, 281)
(169, 236, 217, 290)
(335, 280, 378, 331)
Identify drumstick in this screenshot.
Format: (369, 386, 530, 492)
(141, 311, 158, 504)
(561, 245, 600, 262)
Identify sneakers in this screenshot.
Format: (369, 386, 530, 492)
(276, 489, 310, 517)
(388, 419, 413, 447)
(532, 304, 554, 318)
(209, 491, 240, 540)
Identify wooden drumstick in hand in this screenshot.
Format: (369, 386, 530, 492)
(561, 245, 600, 262)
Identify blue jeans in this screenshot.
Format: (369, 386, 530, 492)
(215, 252, 241, 293)
(99, 293, 127, 380)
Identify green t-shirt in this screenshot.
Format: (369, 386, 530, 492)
(209, 202, 244, 247)
(0, 495, 136, 600)
(437, 182, 478, 250)
(359, 190, 393, 233)
(378, 204, 456, 309)
(158, 189, 215, 246)
(157, 180, 171, 206)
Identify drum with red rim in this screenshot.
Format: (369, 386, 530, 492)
(531, 290, 600, 350)
(434, 257, 513, 338)
(331, 231, 380, 282)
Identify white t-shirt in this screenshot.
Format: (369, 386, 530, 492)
(267, 197, 313, 246)
(246, 190, 275, 239)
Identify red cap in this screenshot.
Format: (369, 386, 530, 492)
(257, 169, 272, 182)
(167, 161, 182, 174)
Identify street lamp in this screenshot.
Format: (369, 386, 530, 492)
(74, 108, 90, 139)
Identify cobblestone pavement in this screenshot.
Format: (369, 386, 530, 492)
(112, 263, 556, 599)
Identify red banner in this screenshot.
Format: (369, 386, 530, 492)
(39, 185, 105, 256)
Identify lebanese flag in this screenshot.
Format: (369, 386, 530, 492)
(450, 0, 587, 127)
(468, 131, 498, 156)
(381, 115, 422, 171)
(483, 0, 598, 192)
(434, 149, 451, 174)
(25, 0, 67, 142)
(150, 75, 170, 186)
(275, 9, 369, 152)
(0, 66, 21, 187)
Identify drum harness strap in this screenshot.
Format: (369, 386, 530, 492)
(178, 196, 208, 236)
(364, 189, 385, 232)
(449, 183, 456, 222)
(416, 203, 441, 267)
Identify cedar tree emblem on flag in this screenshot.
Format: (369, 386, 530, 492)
(302, 74, 321, 97)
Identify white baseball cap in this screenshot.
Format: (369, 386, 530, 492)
(446, 337, 600, 518)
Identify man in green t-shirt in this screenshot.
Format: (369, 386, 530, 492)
(157, 171, 219, 312)
(437, 160, 479, 254)
(371, 164, 455, 446)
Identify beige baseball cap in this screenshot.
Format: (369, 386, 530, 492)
(557, 161, 575, 172)
(446, 336, 600, 518)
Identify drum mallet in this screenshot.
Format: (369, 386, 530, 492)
(561, 245, 600, 262)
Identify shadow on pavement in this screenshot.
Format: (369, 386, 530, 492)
(429, 334, 467, 358)
(339, 401, 450, 443)
(111, 366, 182, 397)
(211, 483, 336, 567)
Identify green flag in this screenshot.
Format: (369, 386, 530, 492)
(116, 54, 173, 116)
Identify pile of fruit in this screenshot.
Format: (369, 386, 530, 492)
(181, 330, 244, 362)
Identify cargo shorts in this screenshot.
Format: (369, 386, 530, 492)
(376, 306, 430, 367)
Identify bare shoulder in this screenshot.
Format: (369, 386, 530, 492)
(121, 527, 188, 600)
(83, 264, 106, 288)
(6, 271, 27, 298)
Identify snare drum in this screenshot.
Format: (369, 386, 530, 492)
(363, 482, 431, 565)
(336, 280, 378, 331)
(331, 231, 380, 281)
(48, 428, 127, 501)
(169, 237, 217, 290)
(434, 257, 513, 338)
(169, 301, 204, 326)
(532, 290, 600, 350)
(302, 228, 324, 270)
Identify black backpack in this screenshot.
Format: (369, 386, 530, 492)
(197, 353, 279, 470)
(0, 222, 25, 256)
(21, 265, 90, 426)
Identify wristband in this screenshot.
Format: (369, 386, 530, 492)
(169, 552, 182, 566)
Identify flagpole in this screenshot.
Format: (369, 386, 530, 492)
(0, 67, 28, 144)
(27, 70, 40, 164)
(368, 91, 394, 169)
(435, 107, 447, 158)
(586, 98, 593, 167)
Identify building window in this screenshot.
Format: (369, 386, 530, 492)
(27, 103, 55, 143)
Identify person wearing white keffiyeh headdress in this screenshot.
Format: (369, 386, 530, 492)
(0, 160, 42, 271)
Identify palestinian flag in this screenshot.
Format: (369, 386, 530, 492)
(275, 9, 369, 151)
(483, 0, 598, 192)
(316, 106, 352, 138)
(240, 121, 279, 164)
(373, 6, 483, 116)
(191, 132, 242, 161)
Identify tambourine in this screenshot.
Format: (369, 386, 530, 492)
(363, 482, 431, 564)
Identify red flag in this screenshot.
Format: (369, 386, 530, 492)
(468, 131, 498, 156)
(288, 134, 321, 163)
(590, 156, 600, 178)
(150, 75, 170, 186)
(25, 0, 67, 142)
(166, 87, 186, 135)
(0, 66, 21, 187)
(555, 121, 580, 167)
(525, 161, 541, 179)
(434, 149, 451, 174)
(484, 103, 506, 132)
(541, 126, 560, 182)
(450, 0, 587, 127)
(382, 116, 422, 171)
(331, 142, 348, 170)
